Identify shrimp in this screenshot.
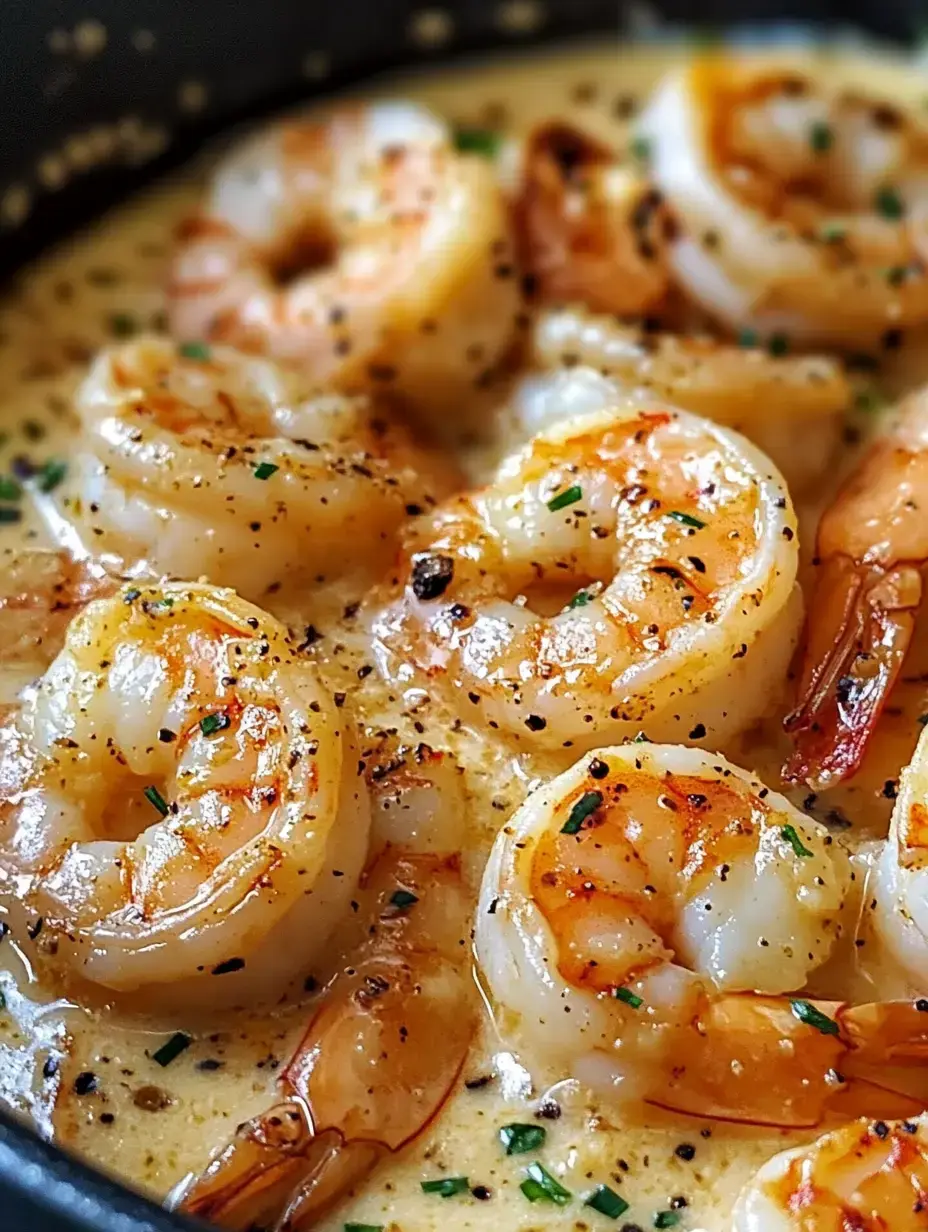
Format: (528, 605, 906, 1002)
(784, 386, 928, 789)
(507, 120, 672, 315)
(167, 101, 519, 434)
(70, 337, 458, 601)
(369, 399, 801, 752)
(0, 580, 369, 1007)
(180, 742, 475, 1231)
(475, 742, 928, 1127)
(639, 56, 928, 347)
(733, 1116, 928, 1231)
(527, 306, 849, 493)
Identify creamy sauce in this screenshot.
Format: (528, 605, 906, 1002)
(1, 36, 928, 1232)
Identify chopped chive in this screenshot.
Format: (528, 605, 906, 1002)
(344, 1226, 384, 1232)
(790, 999, 840, 1036)
(614, 986, 643, 1009)
(144, 785, 169, 817)
(854, 388, 882, 413)
(633, 731, 649, 743)
(453, 127, 501, 158)
(781, 824, 813, 858)
(149, 597, 174, 612)
(254, 462, 279, 480)
(561, 789, 603, 835)
(630, 135, 651, 163)
(521, 1163, 572, 1206)
(178, 341, 212, 361)
(36, 459, 67, 493)
(737, 327, 759, 348)
(0, 992, 6, 1011)
(568, 589, 593, 609)
(875, 185, 905, 219)
(499, 1123, 546, 1155)
(819, 221, 846, 243)
(0, 507, 22, 525)
(547, 484, 583, 512)
(199, 712, 231, 737)
(152, 1032, 190, 1067)
(109, 312, 138, 338)
(768, 333, 790, 357)
(668, 510, 706, 531)
(389, 889, 419, 912)
(0, 477, 21, 501)
(655, 1213, 680, 1229)
(420, 1176, 470, 1198)
(809, 120, 833, 153)
(585, 1185, 629, 1219)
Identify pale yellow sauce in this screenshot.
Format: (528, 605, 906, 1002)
(1, 36, 928, 1232)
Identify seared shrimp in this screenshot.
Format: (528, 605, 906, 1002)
(168, 102, 519, 432)
(733, 1116, 928, 1231)
(640, 57, 928, 347)
(476, 743, 928, 1126)
(508, 120, 672, 315)
(70, 338, 457, 600)
(0, 581, 369, 1006)
(784, 386, 928, 789)
(528, 306, 849, 492)
(181, 743, 474, 1231)
(370, 400, 801, 752)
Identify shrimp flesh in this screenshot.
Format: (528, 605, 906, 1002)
(527, 306, 849, 493)
(784, 386, 928, 789)
(0, 580, 369, 1006)
(733, 1115, 928, 1231)
(369, 399, 801, 752)
(180, 743, 475, 1230)
(168, 102, 519, 434)
(70, 337, 458, 600)
(639, 56, 928, 347)
(476, 742, 928, 1126)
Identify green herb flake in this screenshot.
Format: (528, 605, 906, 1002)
(614, 986, 643, 1009)
(37, 459, 67, 493)
(547, 484, 583, 512)
(254, 462, 279, 481)
(854, 388, 883, 413)
(568, 589, 593, 609)
(819, 221, 846, 244)
(521, 1163, 573, 1206)
(561, 789, 604, 835)
(420, 1176, 470, 1198)
(499, 1123, 546, 1155)
(454, 127, 501, 158)
(737, 328, 759, 348)
(585, 1185, 629, 1220)
(0, 992, 6, 1012)
(150, 597, 175, 612)
(630, 135, 651, 164)
(179, 341, 212, 361)
(144, 785, 170, 817)
(109, 312, 138, 339)
(668, 510, 706, 530)
(781, 824, 813, 858)
(199, 712, 231, 737)
(654, 1212, 680, 1229)
(768, 333, 790, 357)
(152, 1032, 191, 1067)
(0, 477, 21, 501)
(344, 1225, 384, 1232)
(0, 508, 22, 525)
(790, 999, 840, 1036)
(875, 185, 905, 220)
(389, 888, 419, 912)
(809, 120, 833, 153)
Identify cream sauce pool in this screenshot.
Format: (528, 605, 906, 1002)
(1, 37, 928, 1232)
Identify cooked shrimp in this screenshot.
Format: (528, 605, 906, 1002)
(369, 399, 801, 752)
(784, 386, 928, 789)
(70, 337, 458, 600)
(527, 306, 849, 492)
(180, 743, 474, 1231)
(733, 1116, 928, 1231)
(0, 580, 369, 1006)
(640, 56, 928, 347)
(508, 120, 672, 315)
(168, 101, 519, 433)
(476, 743, 928, 1126)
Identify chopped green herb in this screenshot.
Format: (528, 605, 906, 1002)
(854, 388, 883, 413)
(633, 731, 649, 742)
(630, 135, 651, 163)
(109, 312, 138, 339)
(499, 1123, 546, 1155)
(819, 221, 846, 244)
(179, 341, 212, 361)
(568, 589, 593, 609)
(0, 477, 21, 501)
(668, 510, 706, 530)
(768, 333, 790, 357)
(149, 597, 174, 612)
(421, 1176, 470, 1198)
(0, 992, 6, 1012)
(199, 712, 231, 737)
(520, 1163, 573, 1206)
(344, 1225, 384, 1232)
(0, 507, 23, 525)
(875, 185, 905, 219)
(36, 459, 67, 493)
(152, 1032, 191, 1067)
(809, 120, 833, 153)
(790, 999, 840, 1036)
(585, 1185, 629, 1219)
(614, 986, 643, 1009)
(654, 1213, 680, 1229)
(737, 328, 759, 348)
(547, 484, 583, 512)
(254, 462, 279, 481)
(144, 785, 169, 817)
(453, 127, 501, 158)
(389, 889, 419, 912)
(561, 789, 603, 835)
(781, 824, 813, 858)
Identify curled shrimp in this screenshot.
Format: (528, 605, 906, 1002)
(784, 386, 928, 789)
(168, 101, 519, 434)
(527, 306, 849, 493)
(69, 337, 457, 600)
(507, 120, 672, 315)
(639, 56, 928, 347)
(475, 742, 928, 1127)
(0, 580, 369, 1007)
(180, 743, 475, 1231)
(369, 399, 801, 752)
(733, 1115, 928, 1231)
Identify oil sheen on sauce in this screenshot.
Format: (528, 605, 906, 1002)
(2, 37, 928, 1232)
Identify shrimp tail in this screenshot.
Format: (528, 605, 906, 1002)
(783, 555, 920, 789)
